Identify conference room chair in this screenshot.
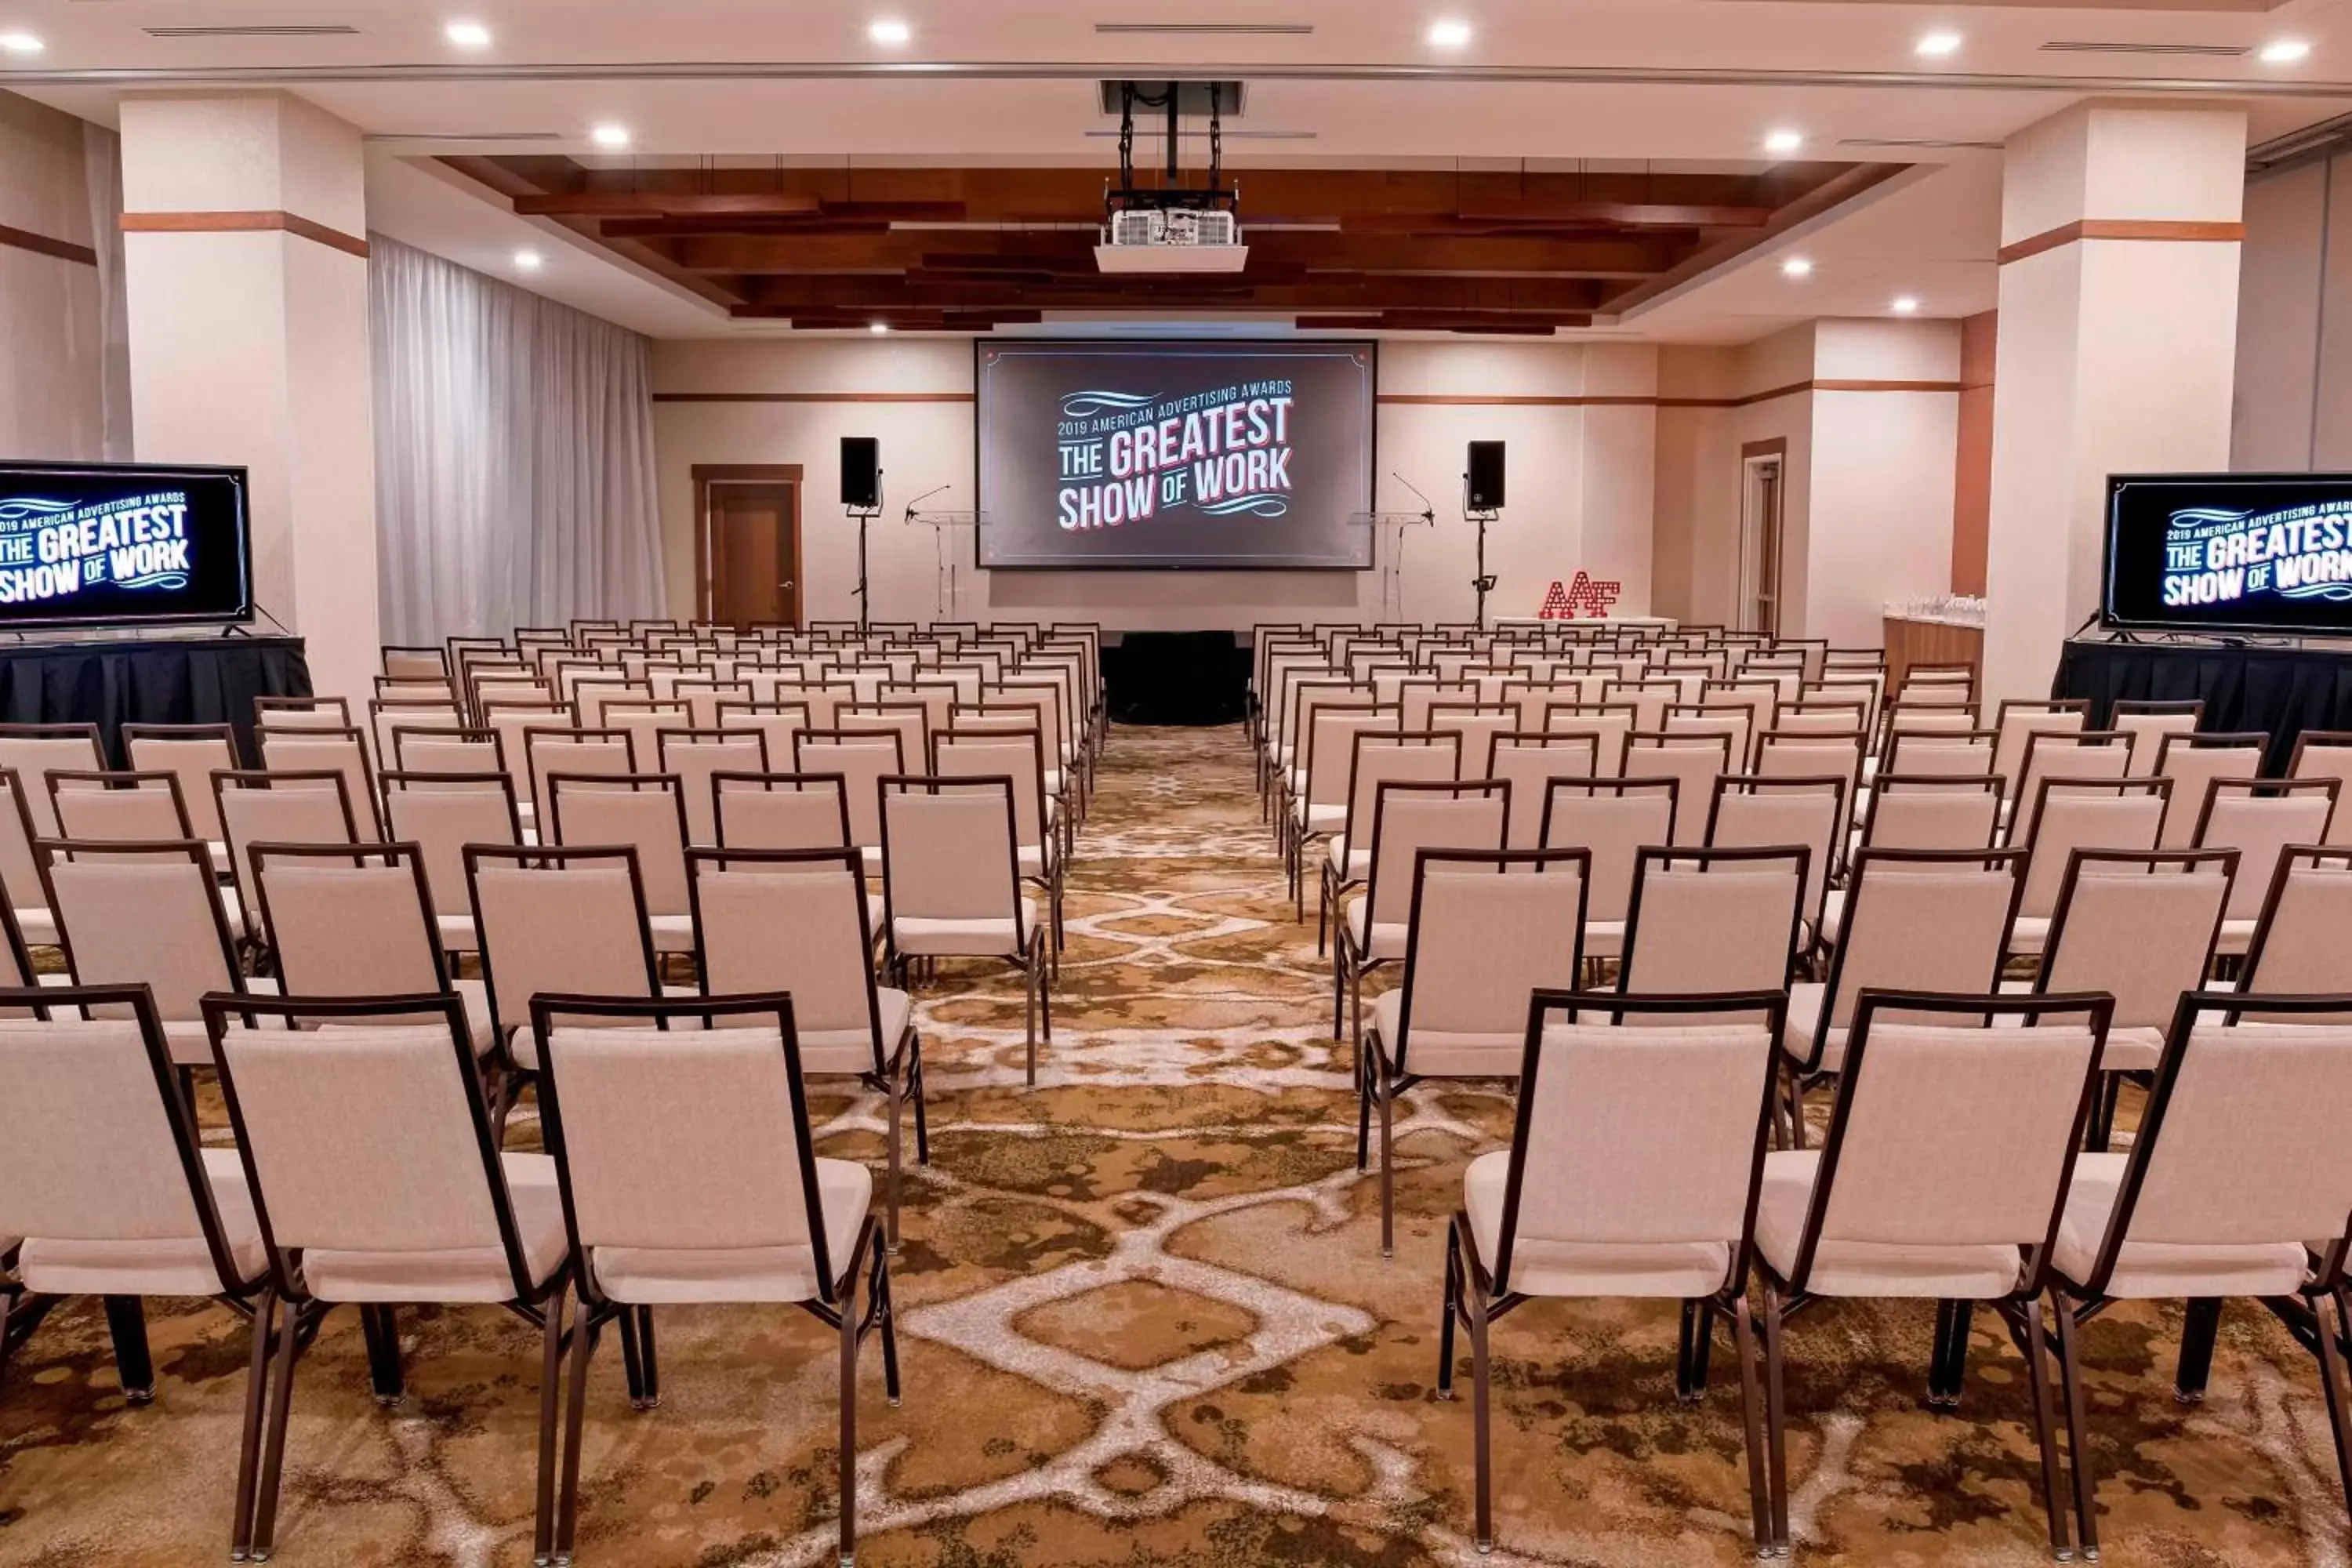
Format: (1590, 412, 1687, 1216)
(713, 770, 855, 854)
(1626, 730, 1730, 848)
(2046, 991, 2352, 1556)
(1319, 731, 1462, 942)
(201, 989, 569, 1564)
(1774, 697, 1869, 738)
(2006, 729, 2130, 828)
(0, 770, 57, 948)
(368, 698, 467, 769)
(1614, 845, 1805, 1006)
(1703, 680, 1783, 757)
(600, 699, 691, 771)
(2006, 778, 2169, 958)
(1539, 776, 1676, 971)
(934, 728, 1065, 958)
(0, 724, 106, 837)
(35, 837, 280, 1070)
(998, 676, 1083, 806)
(2238, 848, 2352, 998)
(2153, 731, 2271, 848)
(1810, 674, 1886, 748)
(878, 775, 1051, 1085)
(1881, 699, 1981, 754)
(545, 773, 697, 957)
(1987, 699, 2090, 800)
(839, 700, 933, 780)
(675, 677, 752, 731)
(1425, 701, 1516, 780)
(381, 770, 522, 957)
(1600, 677, 1679, 733)
(1440, 987, 1786, 1554)
(382, 644, 450, 681)
(1822, 648, 1887, 671)
(521, 725, 633, 825)
(390, 723, 506, 777)
(122, 722, 238, 860)
(1486, 732, 1596, 849)
(258, 724, 383, 839)
(0, 985, 273, 1547)
(1666, 701, 1755, 772)
(1705, 775, 1842, 949)
(1779, 848, 2027, 1136)
(658, 728, 768, 847)
(714, 699, 813, 775)
(1882, 725, 1996, 781)
(1755, 989, 2112, 1560)
(1332, 779, 1510, 1059)
(211, 768, 363, 945)
(1542, 701, 1636, 777)
(2291, 730, 2352, 846)
(687, 845, 927, 1246)
(797, 728, 904, 874)
(1287, 701, 1396, 915)
(2113, 699, 2205, 775)
(1755, 731, 1863, 869)
(2192, 777, 2340, 956)
(1896, 661, 1978, 701)
(253, 694, 354, 731)
(2025, 848, 2234, 1142)
(46, 770, 195, 848)
(572, 679, 648, 729)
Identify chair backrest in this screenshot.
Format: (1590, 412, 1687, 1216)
(840, 702, 932, 774)
(659, 728, 769, 846)
(2244, 850, 2352, 1002)
(688, 848, 887, 1069)
(1493, 990, 1785, 1294)
(121, 724, 238, 839)
(2013, 729, 2130, 813)
(535, 995, 837, 1295)
(369, 701, 466, 770)
(1388, 848, 1589, 1074)
(0, 988, 250, 1293)
(934, 728, 1052, 850)
(209, 993, 539, 1301)
(2115, 700, 2203, 776)
(2155, 732, 2270, 848)
(393, 725, 506, 777)
(1861, 773, 2004, 852)
(1304, 704, 1396, 809)
(1489, 732, 1598, 849)
(255, 695, 354, 730)
(466, 846, 662, 1037)
(0, 726, 107, 836)
(880, 776, 1022, 923)
(546, 773, 691, 918)
(384, 645, 449, 680)
(2037, 849, 2234, 1029)
(1784, 992, 2108, 1295)
(1816, 848, 2026, 1036)
(1618, 846, 1803, 1000)
(1426, 703, 1518, 778)
(2015, 779, 2169, 919)
(259, 726, 380, 838)
(1360, 781, 1510, 931)
(1542, 703, 1635, 776)
(381, 771, 522, 920)
(600, 701, 689, 770)
(37, 839, 241, 1020)
(0, 769, 46, 920)
(2292, 731, 2352, 846)
(1540, 779, 1677, 924)
(713, 771, 854, 851)
(1626, 731, 1730, 847)
(2194, 779, 2340, 921)
(1704, 775, 1842, 928)
(716, 700, 812, 772)
(251, 841, 450, 997)
(795, 730, 903, 851)
(522, 728, 633, 815)
(1989, 700, 2089, 796)
(1342, 731, 1462, 848)
(212, 769, 361, 923)
(481, 702, 574, 797)
(48, 771, 194, 847)
(2070, 995, 2352, 1291)
(1883, 728, 1996, 780)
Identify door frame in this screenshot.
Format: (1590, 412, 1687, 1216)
(1737, 437, 1788, 636)
(692, 463, 804, 627)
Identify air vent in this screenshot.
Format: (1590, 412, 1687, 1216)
(2039, 40, 2249, 57)
(1094, 22, 1312, 34)
(143, 24, 363, 38)
(1838, 136, 2003, 152)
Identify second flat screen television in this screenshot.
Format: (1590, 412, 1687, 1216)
(2104, 472, 2352, 636)
(976, 339, 1376, 570)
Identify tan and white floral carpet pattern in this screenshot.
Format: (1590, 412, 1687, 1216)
(2, 725, 2347, 1565)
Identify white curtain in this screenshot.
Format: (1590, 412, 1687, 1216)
(369, 235, 667, 641)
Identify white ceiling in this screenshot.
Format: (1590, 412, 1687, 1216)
(3, 0, 2339, 343)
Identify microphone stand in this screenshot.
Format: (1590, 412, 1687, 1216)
(902, 483, 952, 620)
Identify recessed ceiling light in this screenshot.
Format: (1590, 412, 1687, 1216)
(513, 249, 543, 271)
(868, 17, 911, 45)
(589, 122, 631, 149)
(1892, 295, 1921, 314)
(0, 31, 42, 54)
(869, 321, 891, 334)
(1427, 19, 1473, 47)
(2260, 38, 2311, 64)
(444, 20, 492, 48)
(1763, 128, 1805, 154)
(1916, 31, 1962, 58)
(1780, 256, 1814, 278)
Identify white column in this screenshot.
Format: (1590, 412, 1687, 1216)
(1981, 100, 2246, 702)
(118, 91, 378, 706)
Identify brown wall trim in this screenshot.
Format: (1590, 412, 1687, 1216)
(1374, 393, 1659, 408)
(121, 209, 369, 260)
(1658, 377, 1960, 410)
(653, 390, 975, 405)
(0, 220, 97, 267)
(1997, 217, 2245, 267)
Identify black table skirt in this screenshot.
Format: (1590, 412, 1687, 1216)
(2053, 637, 2352, 775)
(1102, 631, 1252, 726)
(0, 633, 312, 768)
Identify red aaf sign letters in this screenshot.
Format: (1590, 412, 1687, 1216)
(1537, 572, 1624, 619)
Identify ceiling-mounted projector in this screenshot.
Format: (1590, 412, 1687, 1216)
(1095, 79, 1248, 274)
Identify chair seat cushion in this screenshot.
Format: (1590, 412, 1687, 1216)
(1370, 990, 1521, 1077)
(1584, 919, 1625, 961)
(1325, 836, 1370, 881)
(648, 913, 696, 953)
(2052, 1152, 2312, 1300)
(436, 913, 477, 953)
(895, 898, 1040, 958)
(299, 1151, 569, 1305)
(592, 1157, 872, 1305)
(2216, 916, 2257, 959)
(1343, 898, 1406, 962)
(2008, 915, 2050, 956)
(1820, 887, 1845, 947)
(1291, 800, 1344, 832)
(797, 987, 913, 1076)
(1777, 982, 1849, 1073)
(1755, 1150, 2025, 1298)
(17, 1146, 267, 1298)
(506, 989, 706, 1071)
(13, 906, 55, 948)
(1463, 1151, 1732, 1298)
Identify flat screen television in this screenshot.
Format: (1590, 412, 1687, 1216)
(0, 461, 252, 632)
(975, 339, 1377, 570)
(2104, 472, 2352, 637)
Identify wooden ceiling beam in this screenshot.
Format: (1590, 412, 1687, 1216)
(665, 230, 1693, 277)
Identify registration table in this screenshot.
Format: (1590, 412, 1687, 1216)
(0, 632, 312, 766)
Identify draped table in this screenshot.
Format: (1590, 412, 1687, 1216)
(0, 633, 312, 767)
(2053, 636, 2352, 775)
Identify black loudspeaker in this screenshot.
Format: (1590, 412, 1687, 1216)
(840, 437, 880, 509)
(1466, 441, 1506, 511)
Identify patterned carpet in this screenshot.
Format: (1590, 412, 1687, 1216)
(2, 725, 2349, 1566)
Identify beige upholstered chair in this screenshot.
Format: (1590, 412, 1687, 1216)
(1333, 779, 1509, 1058)
(1882, 726, 1994, 780)
(713, 770, 855, 851)
(2240, 848, 2352, 1000)
(528, 992, 896, 1568)
(1755, 990, 2114, 1559)
(1627, 731, 1731, 848)
(0, 769, 56, 947)
(258, 724, 382, 838)
(935, 727, 1067, 951)
(1539, 777, 1677, 964)
(2154, 731, 2270, 848)
(688, 846, 926, 1245)
(1617, 845, 1806, 1001)
(1541, 702, 1637, 776)
(796, 728, 904, 873)
(2008, 778, 2169, 955)
(1857, 773, 2002, 857)
(1706, 775, 1842, 945)
(389, 724, 505, 777)
(1488, 732, 1598, 849)
(0, 724, 106, 836)
(122, 723, 237, 862)
(203, 990, 570, 1565)
(1779, 848, 2027, 1132)
(1319, 730, 1461, 949)
(1441, 988, 1787, 1554)
(47, 770, 194, 847)
(2007, 730, 2130, 828)
(546, 773, 697, 954)
(715, 700, 812, 782)
(1755, 729, 1864, 861)
(1426, 702, 1516, 779)
(1988, 699, 2089, 800)
(383, 644, 449, 681)
(2046, 993, 2352, 1559)
(2290, 730, 2352, 845)
(840, 701, 933, 777)
(255, 694, 353, 730)
(1356, 846, 1587, 1254)
(368, 701, 467, 772)
(2192, 777, 2339, 955)
(380, 770, 522, 956)
(2114, 699, 2203, 776)
(521, 725, 633, 818)
(659, 728, 768, 847)
(1287, 700, 1394, 918)
(211, 768, 362, 942)
(880, 776, 1051, 1083)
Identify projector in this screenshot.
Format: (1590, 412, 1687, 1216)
(1095, 206, 1248, 274)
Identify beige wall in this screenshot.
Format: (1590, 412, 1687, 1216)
(0, 91, 105, 461)
(2236, 155, 2340, 470)
(651, 336, 1661, 630)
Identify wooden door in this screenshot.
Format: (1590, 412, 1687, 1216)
(699, 473, 800, 630)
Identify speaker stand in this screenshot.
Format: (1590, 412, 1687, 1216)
(848, 506, 882, 631)
(1467, 507, 1500, 630)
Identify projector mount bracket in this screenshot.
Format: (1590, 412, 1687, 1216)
(1105, 80, 1241, 218)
